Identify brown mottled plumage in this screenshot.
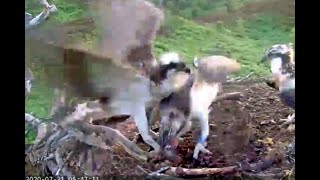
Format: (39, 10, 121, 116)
(25, 0, 191, 156)
(261, 43, 295, 89)
(159, 55, 241, 159)
(261, 43, 295, 129)
(25, 0, 164, 94)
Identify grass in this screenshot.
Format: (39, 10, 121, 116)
(154, 13, 292, 76)
(25, 0, 294, 144)
(25, 0, 86, 23)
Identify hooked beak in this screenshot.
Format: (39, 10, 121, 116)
(193, 56, 199, 68)
(160, 129, 179, 159)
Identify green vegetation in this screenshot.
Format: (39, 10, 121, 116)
(25, 0, 294, 143)
(25, 0, 86, 22)
(154, 13, 292, 76)
(150, 0, 254, 19)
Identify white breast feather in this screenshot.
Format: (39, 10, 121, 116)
(159, 52, 180, 65)
(270, 57, 282, 74)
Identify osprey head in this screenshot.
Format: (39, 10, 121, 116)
(193, 56, 199, 67)
(150, 52, 191, 85)
(261, 43, 294, 64)
(261, 43, 295, 77)
(158, 52, 181, 65)
(159, 107, 187, 159)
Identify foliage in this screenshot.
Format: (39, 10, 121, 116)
(154, 14, 292, 76)
(150, 0, 251, 19)
(25, 0, 86, 22)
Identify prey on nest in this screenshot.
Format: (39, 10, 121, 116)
(25, 0, 191, 160)
(261, 43, 295, 130)
(158, 55, 241, 160)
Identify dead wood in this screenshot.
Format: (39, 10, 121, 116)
(165, 166, 238, 176)
(78, 122, 148, 161)
(29, 103, 148, 160)
(214, 92, 244, 102)
(26, 98, 149, 176)
(162, 147, 282, 177)
(227, 72, 254, 83)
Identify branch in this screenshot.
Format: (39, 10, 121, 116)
(78, 149, 88, 168)
(209, 92, 244, 108)
(26, 99, 150, 177)
(163, 151, 280, 177)
(65, 101, 148, 159)
(54, 148, 73, 176)
(46, 161, 60, 175)
(227, 72, 254, 83)
(213, 92, 244, 103)
(78, 122, 148, 161)
(25, 113, 42, 127)
(25, 113, 60, 150)
(83, 149, 98, 175)
(25, 0, 58, 29)
(165, 166, 238, 176)
(69, 129, 111, 151)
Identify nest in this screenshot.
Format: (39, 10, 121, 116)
(25, 80, 295, 179)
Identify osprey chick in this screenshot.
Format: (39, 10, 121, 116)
(261, 43, 295, 129)
(159, 55, 241, 159)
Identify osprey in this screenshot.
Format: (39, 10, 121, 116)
(158, 52, 181, 65)
(159, 55, 241, 159)
(25, 0, 191, 157)
(261, 43, 295, 128)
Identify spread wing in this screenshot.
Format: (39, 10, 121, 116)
(25, 0, 164, 98)
(89, 0, 163, 66)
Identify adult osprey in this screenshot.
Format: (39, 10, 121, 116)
(25, 0, 191, 157)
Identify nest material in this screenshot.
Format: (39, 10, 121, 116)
(26, 81, 295, 179)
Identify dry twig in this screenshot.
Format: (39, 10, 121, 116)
(227, 72, 254, 83)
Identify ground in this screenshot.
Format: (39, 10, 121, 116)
(26, 80, 294, 179)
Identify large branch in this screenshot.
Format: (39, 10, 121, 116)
(165, 166, 238, 176)
(162, 149, 281, 177)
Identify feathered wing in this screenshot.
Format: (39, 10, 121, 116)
(25, 0, 164, 98)
(88, 0, 163, 68)
(196, 55, 241, 83)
